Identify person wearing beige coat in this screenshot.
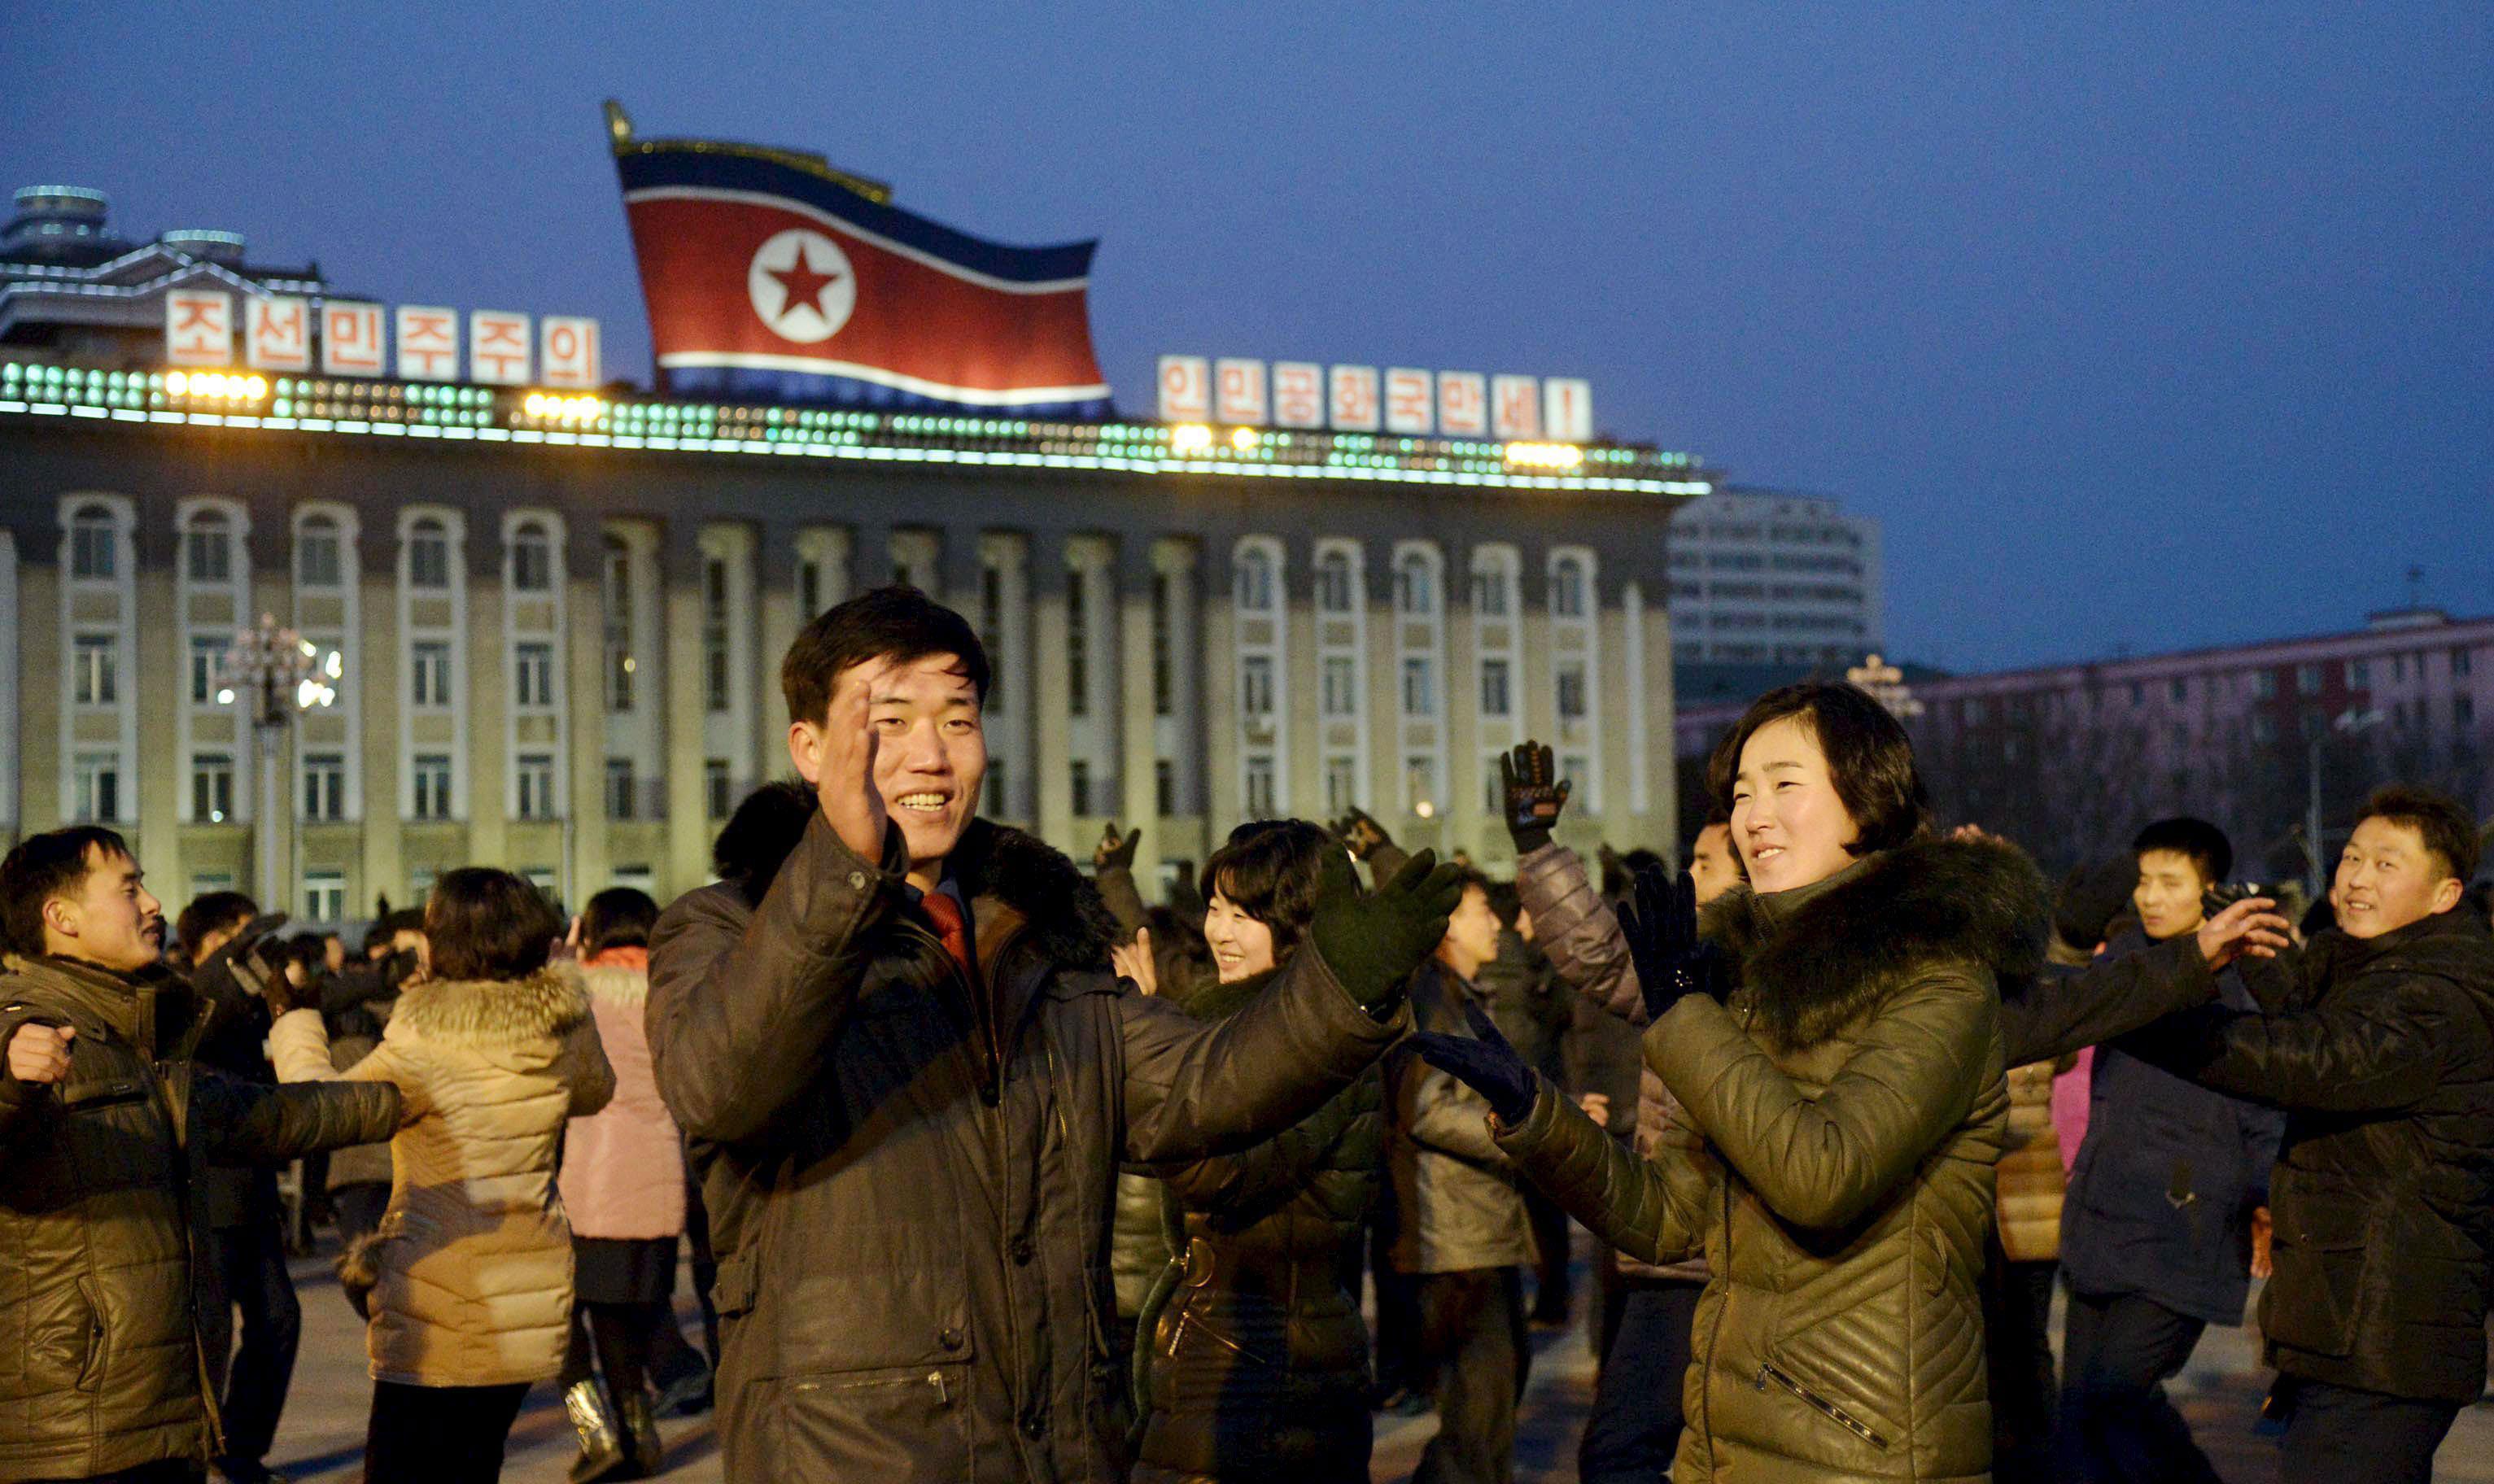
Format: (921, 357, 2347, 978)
(268, 867, 614, 1484)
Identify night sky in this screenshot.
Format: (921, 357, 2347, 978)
(7, 2, 2487, 672)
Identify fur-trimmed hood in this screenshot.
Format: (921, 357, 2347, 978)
(714, 779, 1120, 973)
(391, 963, 592, 1045)
(1170, 964, 1280, 1022)
(1702, 834, 2049, 1051)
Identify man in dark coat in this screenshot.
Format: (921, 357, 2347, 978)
(2128, 785, 2494, 1484)
(0, 827, 404, 1483)
(647, 587, 1459, 1484)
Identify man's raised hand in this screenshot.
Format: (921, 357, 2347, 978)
(2195, 896, 2291, 971)
(1499, 741, 1571, 853)
(6, 1022, 76, 1085)
(816, 661, 889, 862)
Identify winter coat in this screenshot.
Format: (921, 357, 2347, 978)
(1516, 840, 1708, 1283)
(0, 954, 401, 1480)
(1136, 966, 1381, 1482)
(1094, 863, 1184, 1325)
(1495, 836, 2045, 1484)
(2059, 929, 2286, 1322)
(645, 794, 1408, 1484)
(2125, 906, 2494, 1403)
(317, 967, 403, 1191)
(557, 949, 685, 1242)
(1383, 961, 1532, 1275)
(269, 965, 616, 1387)
(1993, 1056, 2068, 1264)
(188, 951, 281, 1231)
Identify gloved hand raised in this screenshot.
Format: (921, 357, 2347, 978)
(1498, 741, 1572, 854)
(1094, 822, 1142, 872)
(1308, 847, 1467, 1012)
(1328, 808, 1395, 864)
(1408, 998, 1539, 1125)
(1617, 864, 1729, 1026)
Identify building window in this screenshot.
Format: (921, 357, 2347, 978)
(1155, 758, 1175, 817)
(2457, 647, 2476, 679)
(303, 753, 345, 821)
(190, 753, 234, 823)
(514, 754, 557, 820)
(703, 559, 732, 713)
(412, 755, 453, 819)
(2393, 654, 2408, 683)
(2297, 663, 2323, 696)
(2254, 670, 2278, 701)
(2169, 676, 2188, 702)
(190, 635, 226, 705)
(1321, 656, 1357, 718)
(303, 870, 347, 923)
(73, 753, 120, 822)
(1480, 658, 1512, 718)
(605, 757, 636, 820)
(1400, 657, 1435, 717)
(1394, 555, 1434, 616)
(705, 758, 732, 821)
(1560, 752, 1592, 799)
(185, 513, 233, 584)
(411, 642, 451, 708)
(70, 505, 116, 579)
(72, 635, 117, 706)
(1150, 574, 1173, 717)
(513, 642, 555, 709)
(608, 648, 636, 714)
(1325, 756, 1357, 816)
(1065, 569, 1090, 718)
(1551, 556, 1588, 618)
(801, 557, 823, 619)
(1241, 655, 1275, 718)
(980, 565, 1008, 712)
(1235, 546, 1276, 613)
(509, 522, 553, 591)
(1556, 661, 1588, 721)
(1069, 759, 1094, 817)
(2346, 659, 2369, 688)
(1243, 756, 1277, 818)
(1317, 552, 1353, 614)
(298, 515, 343, 587)
(407, 518, 450, 589)
(601, 538, 634, 713)
(1404, 755, 1439, 814)
(1470, 564, 1511, 617)
(2460, 695, 2478, 728)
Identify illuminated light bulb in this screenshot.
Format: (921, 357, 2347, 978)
(245, 377, 266, 399)
(298, 639, 317, 657)
(1170, 424, 1213, 454)
(1230, 426, 1256, 450)
(167, 371, 188, 395)
(524, 394, 545, 417)
(216, 687, 235, 705)
(1414, 801, 1436, 819)
(325, 652, 343, 679)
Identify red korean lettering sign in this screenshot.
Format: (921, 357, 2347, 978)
(1542, 378, 1593, 442)
(539, 316, 602, 388)
(395, 306, 460, 381)
(1272, 362, 1325, 428)
(1214, 359, 1268, 425)
(1383, 369, 1435, 435)
(321, 301, 386, 376)
(1328, 366, 1380, 431)
(1492, 375, 1542, 439)
(245, 295, 312, 372)
(164, 290, 233, 366)
(1436, 372, 1487, 437)
(1157, 356, 1210, 421)
(469, 311, 532, 385)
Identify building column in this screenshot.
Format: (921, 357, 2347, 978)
(465, 574, 508, 875)
(755, 520, 806, 786)
(1031, 539, 1073, 852)
(1445, 593, 1484, 865)
(356, 570, 403, 912)
(662, 533, 710, 898)
(1117, 542, 1160, 890)
(1151, 539, 1205, 868)
(136, 564, 184, 899)
(565, 568, 609, 898)
(1201, 583, 1238, 842)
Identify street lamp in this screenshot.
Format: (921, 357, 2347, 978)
(1846, 653, 1925, 719)
(2304, 706, 2384, 900)
(216, 613, 343, 910)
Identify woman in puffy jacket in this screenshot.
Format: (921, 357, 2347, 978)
(1128, 820, 1382, 1484)
(269, 868, 614, 1484)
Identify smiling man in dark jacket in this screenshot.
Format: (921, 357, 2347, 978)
(2127, 785, 2494, 1484)
(647, 586, 1457, 1484)
(0, 827, 404, 1483)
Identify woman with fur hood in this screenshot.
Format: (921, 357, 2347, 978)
(267, 867, 616, 1484)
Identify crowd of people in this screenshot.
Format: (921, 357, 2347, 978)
(1, 581, 2488, 1484)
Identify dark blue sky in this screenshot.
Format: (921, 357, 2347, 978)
(7, 2, 2487, 670)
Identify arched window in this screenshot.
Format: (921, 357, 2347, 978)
(183, 509, 233, 584)
(510, 520, 553, 592)
(296, 513, 343, 587)
(69, 503, 116, 580)
(1469, 548, 1516, 617)
(407, 517, 450, 589)
(1552, 554, 1588, 618)
(1316, 548, 1355, 615)
(1395, 550, 1436, 616)
(1235, 543, 1277, 613)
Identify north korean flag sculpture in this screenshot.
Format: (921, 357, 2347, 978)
(609, 103, 1112, 417)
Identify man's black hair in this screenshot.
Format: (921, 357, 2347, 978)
(2130, 817, 2234, 887)
(579, 886, 661, 957)
(2356, 783, 2481, 884)
(362, 906, 426, 958)
(176, 889, 260, 962)
(1199, 820, 1337, 954)
(0, 826, 132, 957)
(425, 867, 562, 982)
(781, 583, 990, 727)
(1485, 879, 1524, 930)
(2054, 856, 2138, 953)
(1708, 683, 1928, 856)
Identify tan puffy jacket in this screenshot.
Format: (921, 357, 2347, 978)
(1496, 836, 2044, 1484)
(271, 966, 614, 1387)
(1995, 1058, 2067, 1263)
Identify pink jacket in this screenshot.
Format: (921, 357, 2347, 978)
(557, 949, 686, 1240)
(2051, 1045, 2094, 1177)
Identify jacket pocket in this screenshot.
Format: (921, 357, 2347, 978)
(1757, 1357, 1892, 1451)
(72, 1275, 107, 1395)
(2265, 1224, 2367, 1359)
(775, 1362, 972, 1482)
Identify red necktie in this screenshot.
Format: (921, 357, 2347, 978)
(922, 891, 973, 979)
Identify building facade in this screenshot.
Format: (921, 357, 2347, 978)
(0, 357, 1703, 924)
(1666, 484, 1881, 666)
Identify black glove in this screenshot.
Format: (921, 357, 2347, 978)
(1408, 998, 1539, 1125)
(1308, 847, 1466, 1012)
(1498, 741, 1572, 854)
(1329, 808, 1394, 864)
(1617, 865, 1729, 1026)
(1094, 822, 1142, 872)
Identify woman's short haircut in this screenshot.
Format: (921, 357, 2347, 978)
(781, 584, 991, 727)
(579, 887, 661, 957)
(1708, 682, 1928, 856)
(2356, 783, 2481, 884)
(1199, 820, 1338, 954)
(425, 867, 564, 982)
(2130, 817, 2234, 885)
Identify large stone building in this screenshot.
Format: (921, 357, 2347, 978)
(0, 352, 1707, 924)
(1666, 484, 1882, 666)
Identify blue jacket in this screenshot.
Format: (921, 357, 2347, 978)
(2059, 928, 2288, 1324)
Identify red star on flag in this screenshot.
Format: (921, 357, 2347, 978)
(767, 244, 843, 325)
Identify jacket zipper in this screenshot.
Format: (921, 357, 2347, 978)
(1757, 1359, 1890, 1450)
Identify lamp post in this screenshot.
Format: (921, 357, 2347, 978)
(2303, 706, 2384, 900)
(216, 613, 342, 911)
(1846, 653, 1926, 720)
